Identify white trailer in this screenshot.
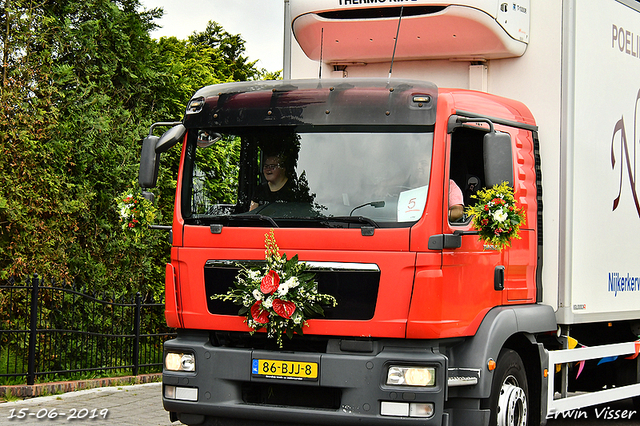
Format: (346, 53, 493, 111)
(287, 0, 640, 419)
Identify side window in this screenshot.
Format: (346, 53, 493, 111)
(184, 131, 242, 217)
(449, 127, 487, 223)
(448, 124, 515, 223)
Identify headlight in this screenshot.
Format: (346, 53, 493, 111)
(386, 366, 436, 386)
(165, 352, 196, 372)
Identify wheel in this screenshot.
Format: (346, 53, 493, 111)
(489, 349, 529, 426)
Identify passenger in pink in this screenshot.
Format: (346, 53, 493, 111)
(449, 179, 464, 222)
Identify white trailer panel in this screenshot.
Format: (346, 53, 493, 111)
(289, 0, 640, 324)
(560, 0, 640, 323)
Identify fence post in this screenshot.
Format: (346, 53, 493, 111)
(27, 273, 39, 386)
(133, 292, 141, 376)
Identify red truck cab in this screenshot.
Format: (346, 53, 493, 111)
(141, 78, 555, 426)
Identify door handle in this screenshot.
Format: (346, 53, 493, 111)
(428, 234, 462, 250)
(494, 265, 505, 291)
(428, 230, 479, 250)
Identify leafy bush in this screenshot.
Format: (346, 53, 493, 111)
(0, 0, 269, 295)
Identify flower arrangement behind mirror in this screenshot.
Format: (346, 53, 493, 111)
(116, 188, 158, 240)
(466, 182, 526, 251)
(211, 229, 337, 347)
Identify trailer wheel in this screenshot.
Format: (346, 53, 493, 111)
(489, 349, 529, 426)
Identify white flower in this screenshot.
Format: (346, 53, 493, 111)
(493, 208, 508, 223)
(275, 277, 300, 296)
(247, 270, 261, 281)
(263, 297, 273, 309)
(252, 289, 263, 301)
(284, 277, 300, 289)
(276, 283, 289, 296)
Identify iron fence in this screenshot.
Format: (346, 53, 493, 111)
(0, 274, 176, 385)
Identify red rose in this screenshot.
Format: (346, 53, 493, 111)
(272, 299, 296, 319)
(260, 270, 280, 294)
(251, 301, 269, 324)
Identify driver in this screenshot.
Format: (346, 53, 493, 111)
(250, 154, 296, 210)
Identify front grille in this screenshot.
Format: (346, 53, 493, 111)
(211, 331, 331, 352)
(205, 261, 380, 320)
(242, 382, 341, 409)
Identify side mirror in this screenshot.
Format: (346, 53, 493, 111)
(138, 135, 160, 188)
(483, 131, 513, 187)
(137, 123, 186, 188)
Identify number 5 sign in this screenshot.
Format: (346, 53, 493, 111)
(397, 186, 428, 222)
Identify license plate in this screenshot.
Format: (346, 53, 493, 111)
(252, 358, 318, 381)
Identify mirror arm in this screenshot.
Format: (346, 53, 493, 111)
(448, 115, 495, 134)
(149, 121, 182, 137)
(453, 230, 479, 236)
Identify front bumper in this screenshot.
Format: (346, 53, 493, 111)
(162, 330, 448, 426)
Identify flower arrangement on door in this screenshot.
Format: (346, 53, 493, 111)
(466, 182, 526, 250)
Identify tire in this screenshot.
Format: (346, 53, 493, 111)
(488, 349, 529, 426)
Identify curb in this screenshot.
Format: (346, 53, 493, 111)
(0, 383, 163, 407)
(0, 373, 162, 399)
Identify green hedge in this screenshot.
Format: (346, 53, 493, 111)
(0, 0, 274, 295)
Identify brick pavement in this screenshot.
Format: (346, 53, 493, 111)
(0, 383, 173, 426)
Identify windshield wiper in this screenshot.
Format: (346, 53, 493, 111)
(239, 214, 279, 227)
(195, 213, 380, 229)
(321, 215, 380, 228)
(199, 214, 279, 228)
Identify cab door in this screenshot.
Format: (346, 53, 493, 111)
(439, 124, 505, 338)
(437, 119, 536, 338)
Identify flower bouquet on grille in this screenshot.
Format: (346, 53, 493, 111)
(466, 182, 526, 250)
(211, 230, 337, 347)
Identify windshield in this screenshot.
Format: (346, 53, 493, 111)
(181, 127, 433, 228)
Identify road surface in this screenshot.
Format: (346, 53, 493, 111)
(1, 383, 638, 425)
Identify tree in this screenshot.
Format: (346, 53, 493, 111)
(1, 0, 271, 296)
(189, 21, 260, 82)
(1, 0, 169, 291)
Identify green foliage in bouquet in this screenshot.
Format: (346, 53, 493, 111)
(116, 188, 158, 241)
(466, 182, 526, 250)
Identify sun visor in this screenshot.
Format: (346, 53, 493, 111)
(291, 0, 529, 63)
